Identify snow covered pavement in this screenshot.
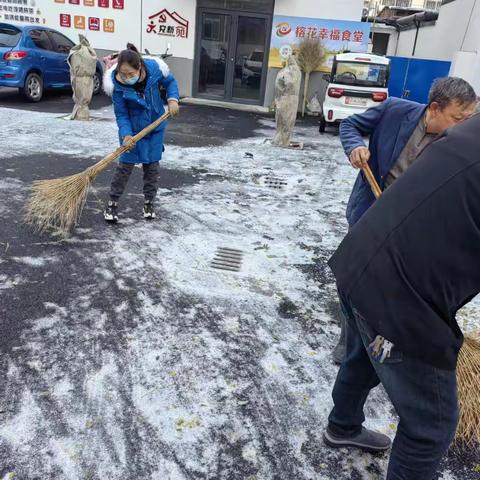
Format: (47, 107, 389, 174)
(0, 106, 478, 480)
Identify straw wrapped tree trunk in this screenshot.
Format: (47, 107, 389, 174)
(296, 38, 325, 117)
(68, 34, 97, 121)
(272, 55, 302, 147)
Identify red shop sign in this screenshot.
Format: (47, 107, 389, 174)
(60, 13, 71, 27)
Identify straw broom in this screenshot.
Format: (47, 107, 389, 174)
(25, 111, 171, 237)
(456, 333, 480, 448)
(363, 164, 480, 448)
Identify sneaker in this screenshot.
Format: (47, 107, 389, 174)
(143, 200, 156, 219)
(104, 201, 119, 223)
(324, 427, 391, 453)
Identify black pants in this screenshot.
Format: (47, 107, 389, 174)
(109, 161, 159, 202)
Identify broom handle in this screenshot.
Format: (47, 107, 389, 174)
(131, 111, 171, 144)
(86, 111, 171, 176)
(363, 164, 382, 199)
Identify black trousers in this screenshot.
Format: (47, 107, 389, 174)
(109, 161, 159, 202)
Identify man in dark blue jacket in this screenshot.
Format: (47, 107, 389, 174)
(341, 77, 475, 227)
(332, 77, 476, 363)
(324, 113, 480, 480)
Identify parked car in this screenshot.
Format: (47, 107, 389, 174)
(320, 53, 390, 132)
(0, 22, 103, 102)
(241, 49, 264, 86)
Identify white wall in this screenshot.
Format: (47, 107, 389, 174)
(458, 0, 480, 52)
(141, 0, 196, 59)
(448, 0, 480, 94)
(386, 31, 399, 56)
(3, 0, 142, 51)
(4, 0, 366, 57)
(274, 0, 364, 21)
(1, 0, 196, 58)
(449, 51, 480, 93)
(395, 0, 476, 61)
(392, 0, 480, 92)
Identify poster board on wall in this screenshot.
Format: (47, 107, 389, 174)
(269, 15, 371, 72)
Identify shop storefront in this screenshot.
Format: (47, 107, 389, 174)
(0, 0, 368, 106)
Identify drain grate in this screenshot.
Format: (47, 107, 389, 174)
(211, 247, 243, 272)
(263, 175, 288, 189)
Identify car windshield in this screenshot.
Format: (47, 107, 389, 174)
(0, 26, 21, 47)
(333, 61, 388, 88)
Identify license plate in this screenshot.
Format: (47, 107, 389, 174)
(345, 97, 367, 106)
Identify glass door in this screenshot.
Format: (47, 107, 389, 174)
(195, 10, 271, 104)
(232, 16, 267, 102)
(197, 12, 232, 98)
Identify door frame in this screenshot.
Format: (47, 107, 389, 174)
(192, 7, 272, 105)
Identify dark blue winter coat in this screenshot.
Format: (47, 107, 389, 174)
(104, 57, 179, 164)
(340, 97, 427, 226)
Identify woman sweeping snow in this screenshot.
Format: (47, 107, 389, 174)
(102, 43, 179, 222)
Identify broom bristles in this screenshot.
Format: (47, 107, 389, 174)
(24, 158, 111, 237)
(456, 332, 480, 448)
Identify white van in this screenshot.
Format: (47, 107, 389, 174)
(320, 53, 390, 133)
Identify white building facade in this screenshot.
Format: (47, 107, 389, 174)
(0, 0, 366, 105)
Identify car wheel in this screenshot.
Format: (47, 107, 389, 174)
(23, 72, 43, 102)
(93, 71, 102, 95)
(319, 116, 327, 133)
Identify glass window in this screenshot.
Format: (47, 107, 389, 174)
(0, 26, 21, 47)
(333, 61, 389, 88)
(49, 31, 74, 54)
(198, 0, 274, 13)
(28, 30, 54, 51)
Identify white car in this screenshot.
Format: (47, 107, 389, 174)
(320, 53, 390, 133)
(241, 50, 264, 85)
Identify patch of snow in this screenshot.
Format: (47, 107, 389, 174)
(0, 274, 26, 289)
(12, 256, 59, 267)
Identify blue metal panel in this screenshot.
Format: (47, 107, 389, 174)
(387, 56, 451, 104)
(405, 58, 451, 103)
(387, 56, 409, 99)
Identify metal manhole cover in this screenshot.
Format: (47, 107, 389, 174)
(263, 175, 288, 189)
(211, 247, 243, 272)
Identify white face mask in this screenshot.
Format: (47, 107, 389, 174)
(123, 74, 140, 86)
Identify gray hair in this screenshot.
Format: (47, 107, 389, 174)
(428, 77, 477, 108)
